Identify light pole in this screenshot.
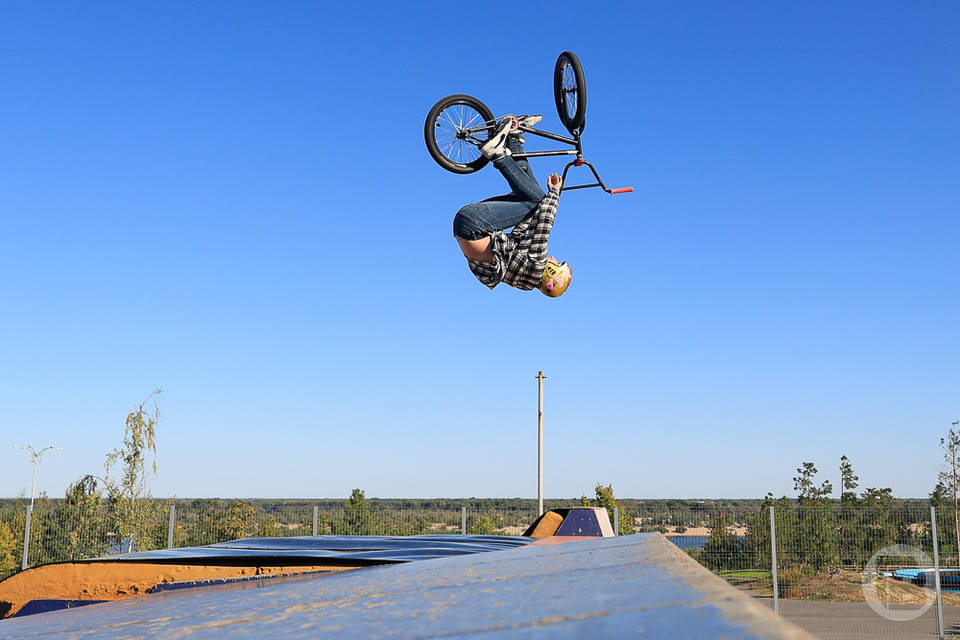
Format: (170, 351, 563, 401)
(13, 445, 61, 509)
(13, 444, 61, 569)
(537, 371, 545, 517)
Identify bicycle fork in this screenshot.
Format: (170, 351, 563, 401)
(512, 128, 633, 195)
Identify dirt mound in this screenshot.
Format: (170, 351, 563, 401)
(784, 569, 960, 604)
(0, 561, 355, 618)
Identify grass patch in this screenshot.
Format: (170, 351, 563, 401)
(717, 570, 771, 579)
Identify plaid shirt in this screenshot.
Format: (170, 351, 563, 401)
(466, 187, 561, 291)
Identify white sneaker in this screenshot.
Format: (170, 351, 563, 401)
(510, 115, 542, 143)
(516, 114, 542, 129)
(479, 119, 514, 160)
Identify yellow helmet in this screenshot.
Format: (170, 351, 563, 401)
(539, 258, 572, 297)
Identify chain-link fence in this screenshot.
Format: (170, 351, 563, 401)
(0, 498, 547, 582)
(6, 499, 960, 638)
(634, 503, 959, 639)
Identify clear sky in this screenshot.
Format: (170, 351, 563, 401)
(1, 2, 957, 501)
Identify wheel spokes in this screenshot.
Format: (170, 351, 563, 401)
(434, 103, 485, 164)
(562, 63, 578, 118)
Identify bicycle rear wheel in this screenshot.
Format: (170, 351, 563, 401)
(553, 51, 587, 135)
(424, 94, 496, 174)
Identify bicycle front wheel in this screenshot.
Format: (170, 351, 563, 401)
(424, 94, 496, 174)
(553, 51, 587, 135)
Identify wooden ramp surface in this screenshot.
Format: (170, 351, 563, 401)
(0, 533, 814, 639)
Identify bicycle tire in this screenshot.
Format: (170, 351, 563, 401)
(553, 51, 587, 135)
(424, 94, 496, 174)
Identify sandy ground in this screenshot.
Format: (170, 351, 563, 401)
(0, 561, 358, 618)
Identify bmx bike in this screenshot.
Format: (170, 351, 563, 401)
(424, 51, 632, 195)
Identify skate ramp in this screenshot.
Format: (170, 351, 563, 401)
(524, 506, 615, 537)
(1, 533, 814, 639)
(0, 534, 530, 618)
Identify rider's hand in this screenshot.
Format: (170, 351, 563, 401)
(548, 173, 562, 190)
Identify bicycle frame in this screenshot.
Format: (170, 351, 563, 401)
(460, 121, 632, 195)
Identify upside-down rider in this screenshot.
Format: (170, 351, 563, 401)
(453, 116, 573, 297)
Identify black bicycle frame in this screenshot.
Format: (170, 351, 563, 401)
(467, 123, 631, 195)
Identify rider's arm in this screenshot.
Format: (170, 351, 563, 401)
(522, 186, 560, 267)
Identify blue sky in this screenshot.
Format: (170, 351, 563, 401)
(1, 2, 957, 500)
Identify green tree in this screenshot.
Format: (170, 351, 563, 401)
(189, 499, 225, 545)
(392, 514, 431, 536)
(939, 420, 960, 562)
(256, 514, 282, 537)
(583, 484, 632, 535)
(220, 501, 257, 540)
(104, 389, 166, 551)
(467, 514, 502, 535)
(837, 456, 860, 566)
(860, 486, 896, 560)
(839, 456, 859, 506)
(0, 521, 18, 579)
(342, 489, 380, 535)
(793, 462, 833, 503)
(792, 462, 837, 571)
(64, 475, 110, 559)
(701, 511, 741, 571)
(931, 482, 950, 507)
(743, 494, 790, 576)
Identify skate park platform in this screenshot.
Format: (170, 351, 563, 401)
(0, 508, 813, 638)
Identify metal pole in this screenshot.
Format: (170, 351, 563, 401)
(29, 458, 38, 511)
(932, 506, 945, 640)
(537, 371, 545, 516)
(22, 504, 32, 570)
(461, 507, 467, 535)
(613, 507, 619, 536)
(167, 505, 175, 549)
(313, 506, 319, 536)
(770, 506, 779, 614)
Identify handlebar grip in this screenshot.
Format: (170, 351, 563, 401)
(610, 187, 634, 194)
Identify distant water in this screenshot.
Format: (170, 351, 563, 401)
(667, 535, 709, 549)
(667, 535, 745, 550)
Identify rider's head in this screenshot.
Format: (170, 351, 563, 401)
(538, 257, 572, 298)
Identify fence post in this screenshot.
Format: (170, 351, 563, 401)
(313, 506, 319, 536)
(461, 507, 467, 535)
(167, 505, 175, 549)
(769, 505, 779, 615)
(21, 504, 32, 570)
(931, 506, 944, 640)
(613, 507, 619, 536)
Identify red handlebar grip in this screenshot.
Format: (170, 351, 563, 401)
(610, 187, 634, 194)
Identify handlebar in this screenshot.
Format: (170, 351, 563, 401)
(560, 158, 633, 197)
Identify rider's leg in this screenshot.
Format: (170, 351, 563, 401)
(494, 136, 544, 202)
(456, 236, 493, 263)
(480, 118, 544, 202)
(452, 123, 547, 262)
(506, 134, 540, 190)
(452, 137, 547, 238)
(453, 194, 533, 244)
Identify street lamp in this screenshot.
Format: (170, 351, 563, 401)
(536, 371, 545, 517)
(13, 444, 61, 570)
(13, 445, 61, 509)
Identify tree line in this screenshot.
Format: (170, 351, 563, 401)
(693, 423, 960, 577)
(3, 391, 955, 586)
